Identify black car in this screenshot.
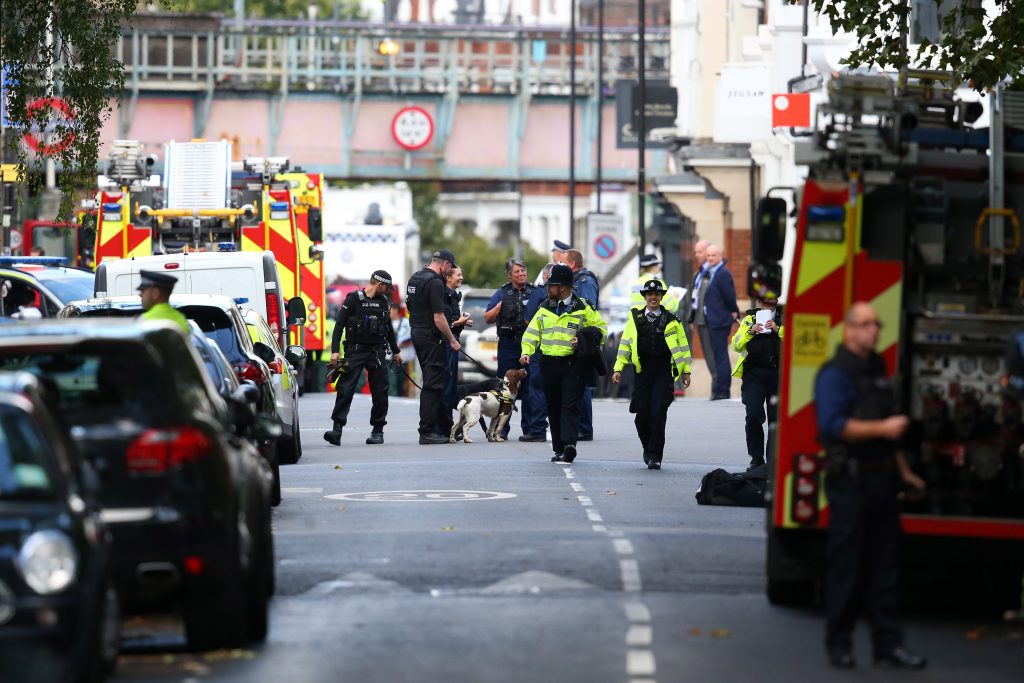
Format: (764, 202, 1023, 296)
(0, 372, 119, 683)
(0, 320, 275, 650)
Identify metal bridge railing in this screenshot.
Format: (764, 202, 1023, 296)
(116, 21, 671, 96)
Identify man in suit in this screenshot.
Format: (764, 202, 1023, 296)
(689, 243, 739, 399)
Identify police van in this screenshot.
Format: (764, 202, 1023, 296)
(93, 250, 305, 351)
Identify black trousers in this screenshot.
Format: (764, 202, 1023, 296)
(630, 359, 674, 462)
(412, 327, 452, 436)
(824, 472, 904, 656)
(330, 346, 389, 430)
(539, 355, 585, 455)
(740, 365, 779, 464)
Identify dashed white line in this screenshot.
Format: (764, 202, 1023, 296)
(592, 524, 607, 533)
(613, 539, 635, 555)
(626, 650, 657, 676)
(625, 625, 653, 646)
(586, 509, 603, 522)
(577, 495, 593, 506)
(620, 559, 642, 592)
(624, 602, 651, 622)
(570, 482, 585, 492)
(563, 468, 575, 479)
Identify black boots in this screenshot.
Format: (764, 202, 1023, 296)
(366, 431, 384, 445)
(323, 424, 342, 446)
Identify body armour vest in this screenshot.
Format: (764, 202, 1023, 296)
(633, 308, 673, 366)
(406, 268, 444, 329)
(822, 347, 898, 461)
(345, 290, 390, 345)
(497, 282, 535, 338)
(745, 308, 782, 369)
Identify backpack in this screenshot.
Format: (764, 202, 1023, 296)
(695, 468, 767, 507)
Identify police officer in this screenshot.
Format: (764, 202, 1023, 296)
(630, 254, 681, 314)
(138, 270, 189, 333)
(443, 265, 473, 435)
(564, 249, 600, 441)
(814, 302, 927, 670)
(323, 270, 401, 446)
(484, 258, 535, 436)
(518, 262, 556, 442)
(519, 264, 607, 464)
(732, 294, 783, 469)
(612, 279, 691, 469)
(407, 249, 462, 444)
(535, 240, 569, 286)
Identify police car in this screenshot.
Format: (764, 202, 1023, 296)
(0, 257, 95, 319)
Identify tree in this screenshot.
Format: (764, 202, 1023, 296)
(808, 1, 1024, 90)
(1, 0, 137, 220)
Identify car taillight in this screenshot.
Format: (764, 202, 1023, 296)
(235, 361, 268, 385)
(266, 293, 282, 341)
(267, 357, 284, 374)
(126, 427, 212, 474)
(790, 453, 822, 525)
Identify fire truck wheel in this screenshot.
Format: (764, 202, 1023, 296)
(767, 578, 815, 607)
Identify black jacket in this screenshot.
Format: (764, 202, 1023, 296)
(576, 326, 607, 388)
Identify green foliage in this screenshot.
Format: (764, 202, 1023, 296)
(1, 0, 137, 220)
(409, 181, 547, 290)
(183, 0, 369, 20)
(808, 0, 1024, 90)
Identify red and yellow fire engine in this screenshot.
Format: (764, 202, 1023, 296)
(751, 72, 1024, 606)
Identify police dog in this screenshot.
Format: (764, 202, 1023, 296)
(450, 368, 528, 443)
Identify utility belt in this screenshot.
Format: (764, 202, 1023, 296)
(498, 325, 526, 338)
(540, 354, 574, 363)
(825, 446, 895, 480)
(345, 341, 387, 353)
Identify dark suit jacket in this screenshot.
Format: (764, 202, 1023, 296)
(698, 265, 740, 329)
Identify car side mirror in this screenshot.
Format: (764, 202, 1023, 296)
(253, 414, 283, 441)
(285, 345, 306, 367)
(286, 297, 306, 327)
(252, 342, 276, 364)
(227, 394, 256, 432)
(307, 207, 323, 242)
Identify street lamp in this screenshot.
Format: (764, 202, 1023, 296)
(378, 38, 400, 56)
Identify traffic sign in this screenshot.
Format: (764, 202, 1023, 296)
(593, 233, 617, 261)
(391, 106, 434, 151)
(22, 97, 76, 155)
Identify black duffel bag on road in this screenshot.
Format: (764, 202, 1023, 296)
(695, 467, 767, 507)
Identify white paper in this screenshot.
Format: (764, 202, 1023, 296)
(755, 309, 773, 333)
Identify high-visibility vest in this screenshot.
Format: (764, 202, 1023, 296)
(732, 311, 784, 378)
(614, 307, 692, 378)
(520, 296, 607, 358)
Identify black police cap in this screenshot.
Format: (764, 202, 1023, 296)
(137, 270, 178, 291)
(639, 254, 662, 268)
(639, 278, 667, 294)
(371, 270, 393, 285)
(552, 239, 571, 252)
(432, 249, 457, 267)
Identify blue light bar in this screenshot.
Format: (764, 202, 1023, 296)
(102, 203, 122, 212)
(0, 256, 69, 267)
(217, 242, 238, 252)
(270, 201, 289, 211)
(234, 297, 250, 305)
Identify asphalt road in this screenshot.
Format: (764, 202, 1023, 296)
(116, 392, 1023, 683)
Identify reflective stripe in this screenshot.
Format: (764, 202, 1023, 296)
(669, 345, 688, 355)
(549, 326, 579, 336)
(543, 338, 575, 348)
(616, 348, 630, 358)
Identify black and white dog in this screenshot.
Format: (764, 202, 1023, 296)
(450, 369, 528, 443)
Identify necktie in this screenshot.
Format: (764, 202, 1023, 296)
(647, 311, 658, 323)
(556, 302, 564, 315)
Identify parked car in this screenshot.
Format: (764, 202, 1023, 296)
(0, 372, 119, 682)
(241, 307, 305, 464)
(58, 294, 289, 498)
(456, 287, 499, 382)
(0, 257, 95, 319)
(0, 320, 276, 650)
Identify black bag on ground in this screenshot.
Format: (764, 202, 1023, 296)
(695, 467, 767, 507)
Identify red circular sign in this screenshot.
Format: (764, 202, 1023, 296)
(391, 106, 434, 151)
(22, 97, 76, 155)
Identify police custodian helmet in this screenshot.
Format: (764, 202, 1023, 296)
(547, 264, 574, 287)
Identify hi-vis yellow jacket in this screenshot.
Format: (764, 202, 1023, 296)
(629, 273, 681, 314)
(521, 296, 607, 358)
(613, 307, 692, 378)
(731, 310, 784, 378)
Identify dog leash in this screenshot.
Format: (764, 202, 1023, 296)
(459, 347, 501, 379)
(388, 362, 424, 391)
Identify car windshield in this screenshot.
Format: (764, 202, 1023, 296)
(0, 407, 59, 502)
(0, 343, 167, 425)
(178, 305, 245, 362)
(460, 292, 494, 331)
(35, 271, 95, 305)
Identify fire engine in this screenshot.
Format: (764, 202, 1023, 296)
(750, 71, 1024, 606)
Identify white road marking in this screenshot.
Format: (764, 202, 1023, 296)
(563, 469, 575, 479)
(577, 495, 593, 506)
(570, 482, 585, 492)
(624, 602, 651, 622)
(592, 524, 607, 533)
(613, 539, 635, 555)
(625, 625, 653, 647)
(281, 487, 323, 494)
(608, 529, 625, 538)
(585, 509, 603, 522)
(620, 559, 642, 592)
(626, 650, 657, 676)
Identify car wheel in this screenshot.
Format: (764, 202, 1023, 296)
(271, 457, 282, 507)
(184, 535, 248, 651)
(278, 417, 301, 465)
(244, 508, 274, 642)
(78, 581, 120, 683)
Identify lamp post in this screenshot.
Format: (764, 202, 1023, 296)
(569, 0, 577, 247)
(637, 0, 647, 266)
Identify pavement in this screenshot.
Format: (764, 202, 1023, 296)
(114, 393, 1024, 683)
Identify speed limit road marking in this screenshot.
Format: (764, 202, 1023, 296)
(325, 490, 516, 502)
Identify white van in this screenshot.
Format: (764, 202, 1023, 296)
(94, 250, 303, 350)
